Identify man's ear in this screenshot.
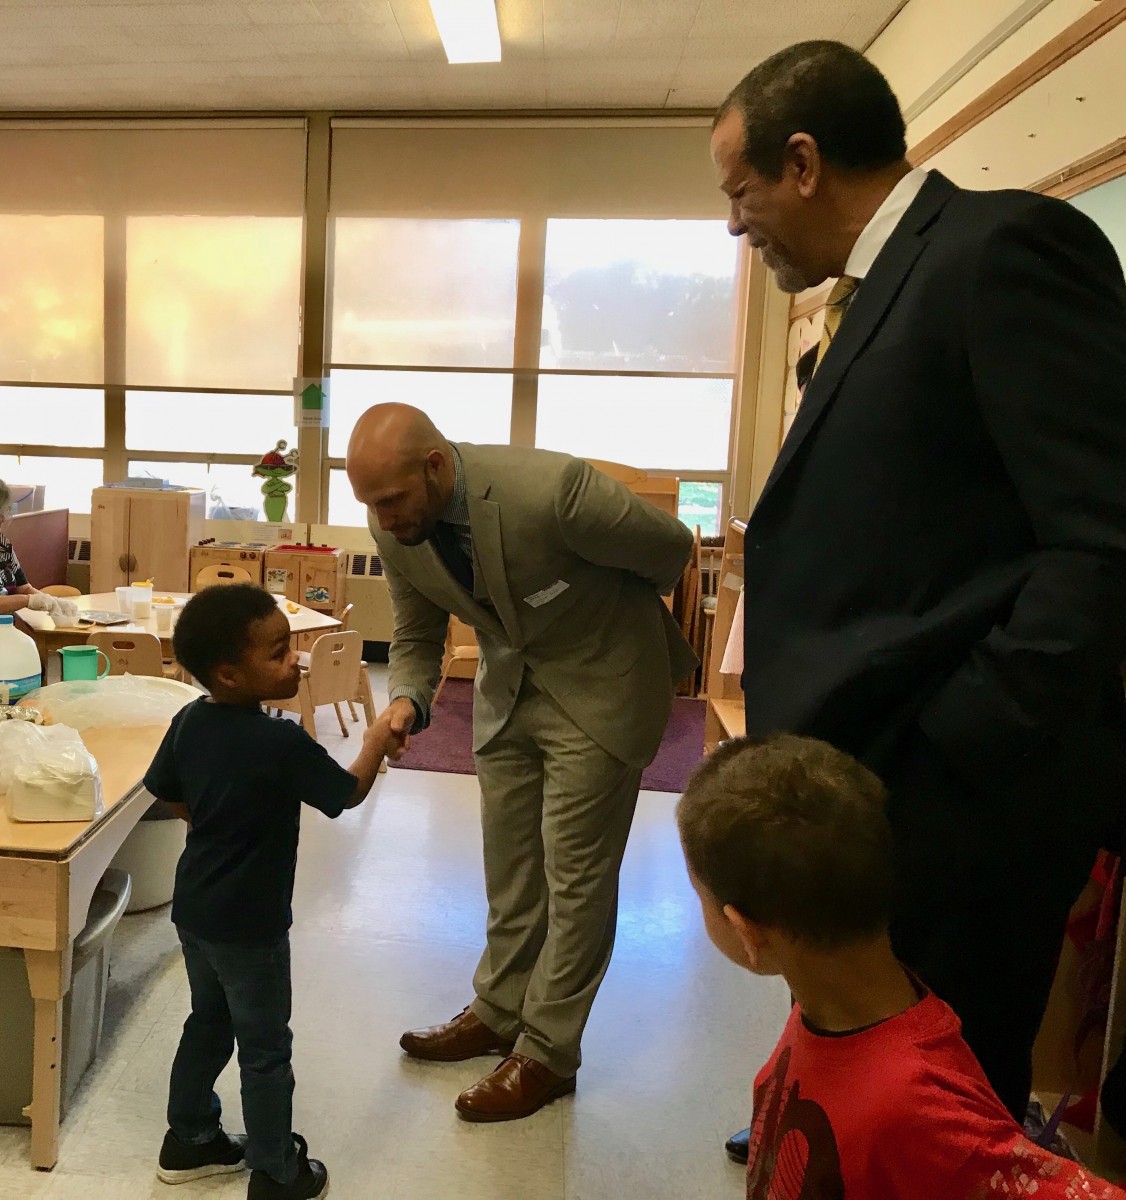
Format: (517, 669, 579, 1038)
(785, 132, 821, 199)
(723, 903, 769, 970)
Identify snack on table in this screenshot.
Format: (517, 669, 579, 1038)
(1, 705, 44, 723)
(286, 602, 300, 613)
(154, 595, 175, 604)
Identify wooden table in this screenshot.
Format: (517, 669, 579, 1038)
(18, 592, 341, 673)
(0, 722, 167, 1170)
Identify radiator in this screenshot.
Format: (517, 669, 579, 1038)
(343, 551, 394, 643)
(67, 537, 91, 594)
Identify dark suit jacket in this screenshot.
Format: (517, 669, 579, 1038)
(742, 171, 1126, 865)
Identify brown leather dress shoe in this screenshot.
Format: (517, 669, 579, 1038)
(455, 1054, 576, 1122)
(399, 1008, 516, 1062)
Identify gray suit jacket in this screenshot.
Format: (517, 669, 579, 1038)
(373, 444, 697, 767)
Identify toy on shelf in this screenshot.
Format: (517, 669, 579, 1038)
(252, 440, 299, 523)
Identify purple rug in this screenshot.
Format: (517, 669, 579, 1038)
(389, 678, 707, 793)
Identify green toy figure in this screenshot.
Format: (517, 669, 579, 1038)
(252, 439, 299, 523)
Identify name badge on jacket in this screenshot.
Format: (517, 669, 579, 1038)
(524, 580, 570, 608)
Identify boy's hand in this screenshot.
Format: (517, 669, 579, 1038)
(366, 709, 410, 760)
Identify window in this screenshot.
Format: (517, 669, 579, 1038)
(536, 375, 731, 471)
(126, 391, 295, 455)
(326, 217, 521, 522)
(126, 216, 303, 391)
(327, 369, 512, 458)
(0, 455, 103, 515)
(1, 387, 104, 448)
(128, 460, 278, 522)
(331, 218, 520, 368)
(0, 216, 103, 385)
(328, 469, 367, 530)
(679, 481, 723, 538)
(542, 219, 738, 372)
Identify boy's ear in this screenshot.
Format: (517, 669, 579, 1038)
(210, 660, 241, 692)
(723, 904, 768, 970)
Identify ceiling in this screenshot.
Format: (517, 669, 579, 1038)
(0, 0, 906, 113)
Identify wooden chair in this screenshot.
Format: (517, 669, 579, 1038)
(40, 584, 81, 598)
(274, 630, 376, 741)
(434, 615, 480, 705)
(194, 563, 254, 589)
(86, 629, 166, 678)
(297, 603, 355, 717)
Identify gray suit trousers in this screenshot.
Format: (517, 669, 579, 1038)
(469, 675, 642, 1077)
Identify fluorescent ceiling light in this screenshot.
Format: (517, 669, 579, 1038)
(429, 0, 501, 64)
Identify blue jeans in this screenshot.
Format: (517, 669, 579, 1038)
(168, 929, 298, 1184)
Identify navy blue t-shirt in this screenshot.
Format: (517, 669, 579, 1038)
(144, 698, 356, 945)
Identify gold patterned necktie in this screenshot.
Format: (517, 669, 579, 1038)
(812, 274, 860, 376)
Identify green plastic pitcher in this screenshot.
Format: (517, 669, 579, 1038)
(58, 645, 110, 681)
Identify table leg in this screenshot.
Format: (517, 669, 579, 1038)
(23, 947, 71, 1171)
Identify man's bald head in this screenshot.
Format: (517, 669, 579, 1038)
(346, 403, 457, 546)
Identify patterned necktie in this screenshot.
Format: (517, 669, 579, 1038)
(812, 274, 860, 377)
(431, 521, 474, 593)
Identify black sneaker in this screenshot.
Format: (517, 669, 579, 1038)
(157, 1128, 247, 1184)
(247, 1134, 329, 1200)
(725, 1126, 750, 1164)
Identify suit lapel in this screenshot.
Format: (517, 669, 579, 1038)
(467, 489, 523, 646)
(754, 172, 957, 512)
(415, 534, 505, 637)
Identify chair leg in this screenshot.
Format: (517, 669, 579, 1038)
(355, 666, 376, 727)
(334, 702, 348, 738)
(347, 700, 359, 722)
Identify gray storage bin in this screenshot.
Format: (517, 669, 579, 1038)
(0, 868, 132, 1124)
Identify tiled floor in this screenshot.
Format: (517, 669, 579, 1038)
(0, 669, 788, 1198)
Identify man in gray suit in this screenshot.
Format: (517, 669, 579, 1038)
(346, 404, 695, 1122)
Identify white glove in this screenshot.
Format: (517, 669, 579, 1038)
(26, 593, 57, 613)
(54, 599, 80, 625)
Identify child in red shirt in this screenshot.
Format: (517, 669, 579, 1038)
(677, 733, 1126, 1199)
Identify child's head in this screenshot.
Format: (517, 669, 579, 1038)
(173, 584, 300, 701)
(676, 734, 894, 975)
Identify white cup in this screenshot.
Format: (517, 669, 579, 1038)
(115, 586, 132, 616)
(153, 599, 175, 632)
(131, 581, 153, 620)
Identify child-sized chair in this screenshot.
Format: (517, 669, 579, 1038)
(86, 629, 167, 678)
(274, 629, 376, 741)
(41, 584, 82, 598)
(194, 564, 254, 589)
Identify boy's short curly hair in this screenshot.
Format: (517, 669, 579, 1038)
(172, 584, 279, 688)
(676, 734, 895, 948)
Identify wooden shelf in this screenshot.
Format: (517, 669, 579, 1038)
(704, 518, 746, 751)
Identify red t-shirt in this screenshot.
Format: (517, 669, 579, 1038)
(746, 990, 1126, 1199)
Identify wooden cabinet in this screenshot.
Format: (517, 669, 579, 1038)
(263, 546, 346, 616)
(90, 487, 205, 594)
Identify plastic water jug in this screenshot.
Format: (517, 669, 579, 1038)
(0, 614, 42, 704)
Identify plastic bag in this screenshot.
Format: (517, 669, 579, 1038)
(22, 675, 201, 731)
(0, 721, 104, 822)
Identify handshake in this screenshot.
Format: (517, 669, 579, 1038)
(27, 592, 81, 625)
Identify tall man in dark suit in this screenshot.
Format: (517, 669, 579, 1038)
(711, 39, 1126, 1152)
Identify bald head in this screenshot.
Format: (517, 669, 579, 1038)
(346, 403, 456, 546)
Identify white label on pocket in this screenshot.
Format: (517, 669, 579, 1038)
(523, 579, 570, 608)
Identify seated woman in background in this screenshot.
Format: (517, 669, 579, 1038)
(0, 480, 78, 622)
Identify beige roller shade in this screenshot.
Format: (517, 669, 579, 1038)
(330, 120, 727, 219)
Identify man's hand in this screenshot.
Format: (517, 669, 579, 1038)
(364, 707, 411, 761)
(384, 696, 418, 740)
(26, 592, 58, 614)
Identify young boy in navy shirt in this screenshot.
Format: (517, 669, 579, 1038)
(678, 734, 1126, 1199)
(146, 584, 404, 1199)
